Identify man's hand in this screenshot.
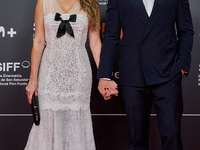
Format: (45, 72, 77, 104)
(181, 69, 187, 76)
(98, 79, 118, 100)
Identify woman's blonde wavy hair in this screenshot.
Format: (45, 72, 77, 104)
(79, 0, 100, 30)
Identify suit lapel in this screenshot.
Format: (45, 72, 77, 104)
(128, 0, 149, 25)
(141, 0, 167, 41)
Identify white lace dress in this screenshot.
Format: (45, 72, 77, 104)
(24, 1, 95, 150)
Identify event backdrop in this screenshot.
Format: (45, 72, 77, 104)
(0, 0, 199, 150)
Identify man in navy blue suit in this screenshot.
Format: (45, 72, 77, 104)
(97, 0, 194, 149)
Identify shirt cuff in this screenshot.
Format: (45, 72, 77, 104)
(100, 78, 111, 81)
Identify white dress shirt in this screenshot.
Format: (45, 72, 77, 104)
(143, 0, 155, 16)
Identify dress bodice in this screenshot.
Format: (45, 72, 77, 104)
(43, 0, 89, 50)
(44, 13, 89, 51)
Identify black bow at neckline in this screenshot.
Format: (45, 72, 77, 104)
(54, 13, 77, 38)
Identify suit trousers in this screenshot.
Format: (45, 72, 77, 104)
(121, 71, 183, 150)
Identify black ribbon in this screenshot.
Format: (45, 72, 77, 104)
(54, 13, 77, 38)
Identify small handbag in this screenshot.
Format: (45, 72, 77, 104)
(31, 93, 40, 125)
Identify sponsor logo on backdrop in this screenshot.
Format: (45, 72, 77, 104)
(198, 64, 200, 86)
(0, 26, 5, 37)
(0, 61, 30, 86)
(98, 0, 108, 5)
(114, 72, 119, 79)
(33, 23, 35, 39)
(21, 60, 31, 68)
(0, 26, 17, 38)
(111, 72, 119, 79)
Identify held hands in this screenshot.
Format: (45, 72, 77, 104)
(25, 80, 38, 105)
(98, 79, 118, 100)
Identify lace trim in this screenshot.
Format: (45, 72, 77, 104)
(38, 91, 91, 111)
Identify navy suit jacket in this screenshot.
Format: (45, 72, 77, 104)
(97, 0, 194, 86)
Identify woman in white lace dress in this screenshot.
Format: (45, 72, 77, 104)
(25, 0, 101, 149)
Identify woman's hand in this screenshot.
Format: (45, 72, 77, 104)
(25, 80, 38, 105)
(98, 79, 118, 100)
